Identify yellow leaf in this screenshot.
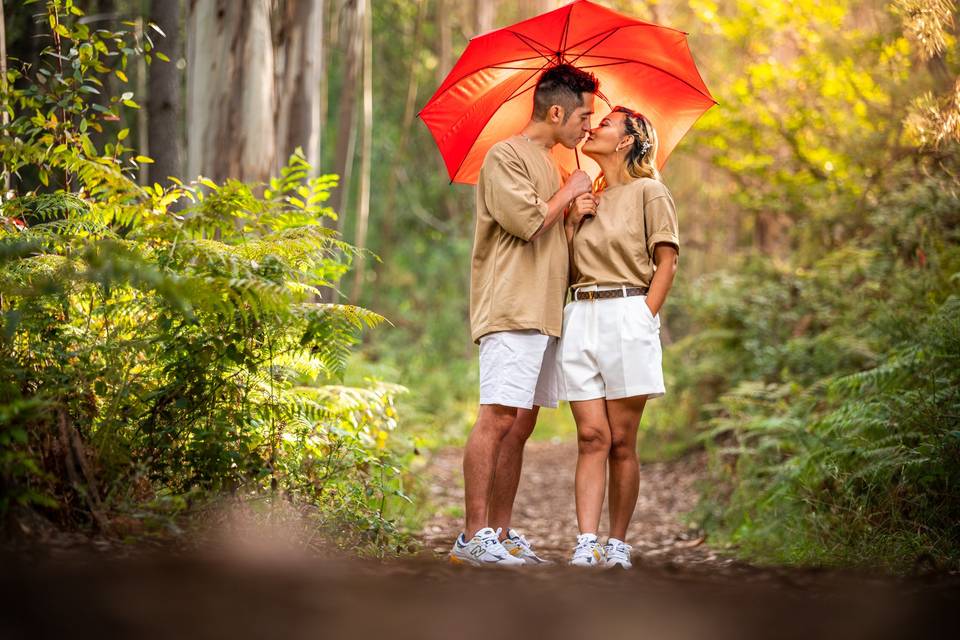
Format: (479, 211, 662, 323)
(117, 128, 129, 141)
(135, 155, 154, 164)
(115, 69, 128, 82)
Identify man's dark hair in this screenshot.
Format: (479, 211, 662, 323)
(532, 64, 599, 122)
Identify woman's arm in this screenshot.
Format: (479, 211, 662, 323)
(645, 243, 678, 316)
(564, 193, 597, 282)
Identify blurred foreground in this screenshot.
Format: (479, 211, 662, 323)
(3, 441, 959, 640)
(3, 546, 958, 640)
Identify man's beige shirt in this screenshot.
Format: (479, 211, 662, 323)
(571, 178, 679, 289)
(470, 135, 568, 343)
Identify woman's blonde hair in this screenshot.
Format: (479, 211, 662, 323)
(593, 106, 660, 192)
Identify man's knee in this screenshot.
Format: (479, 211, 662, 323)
(505, 408, 538, 444)
(577, 424, 610, 455)
(476, 405, 518, 439)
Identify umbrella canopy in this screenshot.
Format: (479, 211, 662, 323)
(418, 0, 717, 185)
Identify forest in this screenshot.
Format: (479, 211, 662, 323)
(1, 0, 958, 581)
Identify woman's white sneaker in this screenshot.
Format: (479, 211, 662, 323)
(569, 533, 605, 567)
(449, 527, 525, 567)
(604, 538, 633, 569)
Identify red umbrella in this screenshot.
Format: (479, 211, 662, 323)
(418, 0, 717, 185)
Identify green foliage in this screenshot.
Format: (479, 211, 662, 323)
(0, 1, 411, 554)
(661, 161, 960, 570)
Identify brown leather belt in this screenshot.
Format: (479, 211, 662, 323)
(572, 286, 649, 301)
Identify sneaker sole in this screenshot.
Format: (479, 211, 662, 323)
(449, 553, 523, 567)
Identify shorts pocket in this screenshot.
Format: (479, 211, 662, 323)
(638, 297, 659, 330)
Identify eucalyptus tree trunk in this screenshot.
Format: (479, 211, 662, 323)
(185, 0, 276, 184)
(349, 0, 372, 299)
(1, 0, 9, 192)
(147, 0, 183, 186)
(329, 0, 363, 228)
(274, 0, 324, 176)
(474, 0, 495, 34)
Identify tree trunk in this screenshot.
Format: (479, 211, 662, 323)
(185, 0, 276, 184)
(329, 0, 362, 227)
(474, 0, 495, 34)
(372, 0, 424, 281)
(1, 0, 10, 192)
(436, 0, 451, 85)
(349, 0, 372, 299)
(274, 0, 324, 176)
(147, 0, 183, 186)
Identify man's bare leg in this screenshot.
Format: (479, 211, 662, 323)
(488, 407, 540, 537)
(463, 403, 518, 540)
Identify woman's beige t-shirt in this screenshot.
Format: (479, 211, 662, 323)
(571, 178, 679, 289)
(470, 136, 568, 343)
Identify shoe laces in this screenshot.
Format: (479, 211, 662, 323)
(573, 534, 600, 557)
(606, 539, 631, 556)
(479, 527, 509, 556)
(509, 530, 531, 552)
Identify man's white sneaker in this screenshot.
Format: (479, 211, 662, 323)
(501, 528, 552, 565)
(604, 538, 633, 569)
(569, 533, 605, 567)
(449, 527, 525, 567)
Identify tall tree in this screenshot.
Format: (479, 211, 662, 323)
(372, 0, 425, 280)
(147, 0, 183, 185)
(274, 0, 325, 176)
(350, 0, 373, 298)
(474, 0, 495, 34)
(329, 0, 363, 227)
(185, 0, 276, 183)
(1, 0, 9, 191)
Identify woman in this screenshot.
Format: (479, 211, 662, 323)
(559, 107, 680, 568)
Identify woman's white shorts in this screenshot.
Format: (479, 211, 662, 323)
(557, 285, 665, 401)
(479, 329, 559, 409)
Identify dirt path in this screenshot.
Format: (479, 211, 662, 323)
(420, 441, 722, 566)
(3, 442, 959, 640)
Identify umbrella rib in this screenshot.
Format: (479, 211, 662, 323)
(558, 3, 573, 54)
(566, 27, 621, 66)
(574, 61, 632, 69)
(419, 53, 561, 117)
(570, 55, 718, 104)
(508, 30, 556, 62)
(563, 26, 619, 56)
(503, 83, 537, 104)
(447, 59, 552, 183)
(488, 64, 553, 71)
(501, 55, 555, 104)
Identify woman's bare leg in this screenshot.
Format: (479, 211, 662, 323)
(570, 399, 611, 535)
(605, 395, 647, 541)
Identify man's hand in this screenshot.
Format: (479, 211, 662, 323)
(564, 170, 592, 200)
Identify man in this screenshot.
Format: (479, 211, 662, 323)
(450, 64, 598, 566)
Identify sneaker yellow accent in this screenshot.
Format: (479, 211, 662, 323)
(449, 554, 465, 565)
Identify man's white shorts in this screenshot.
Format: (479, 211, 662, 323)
(557, 285, 666, 401)
(479, 329, 559, 409)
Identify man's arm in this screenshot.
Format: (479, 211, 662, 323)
(529, 170, 592, 242)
